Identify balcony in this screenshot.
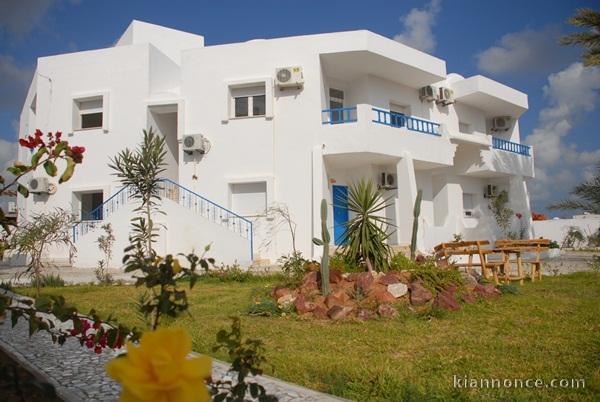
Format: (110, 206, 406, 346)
(320, 105, 455, 166)
(492, 136, 531, 157)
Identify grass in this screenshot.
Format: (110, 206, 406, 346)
(17, 272, 600, 401)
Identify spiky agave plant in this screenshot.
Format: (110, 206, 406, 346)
(339, 179, 395, 272)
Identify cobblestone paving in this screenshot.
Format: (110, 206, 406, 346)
(0, 314, 349, 402)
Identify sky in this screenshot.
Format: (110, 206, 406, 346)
(0, 0, 599, 217)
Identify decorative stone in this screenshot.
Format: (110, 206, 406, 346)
(379, 272, 400, 285)
(294, 294, 315, 314)
(357, 308, 376, 321)
(461, 292, 477, 304)
(473, 283, 501, 300)
(434, 289, 460, 311)
(327, 305, 354, 320)
(277, 293, 295, 306)
(356, 272, 375, 293)
(409, 281, 434, 305)
(377, 304, 398, 318)
(324, 294, 344, 309)
(312, 304, 329, 319)
(272, 286, 292, 300)
(460, 272, 478, 286)
(329, 269, 343, 284)
(387, 283, 408, 298)
(369, 289, 396, 304)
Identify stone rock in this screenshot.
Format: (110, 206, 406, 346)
(377, 304, 398, 318)
(396, 271, 412, 284)
(461, 292, 477, 304)
(460, 272, 478, 286)
(294, 294, 316, 314)
(327, 305, 354, 320)
(387, 283, 409, 298)
(329, 269, 344, 284)
(357, 308, 376, 321)
(415, 254, 427, 264)
(346, 272, 361, 282)
(436, 259, 449, 268)
(272, 286, 292, 300)
(325, 294, 344, 309)
(369, 289, 397, 304)
(302, 271, 318, 286)
(434, 289, 460, 311)
(336, 279, 356, 294)
(331, 289, 350, 303)
(356, 272, 375, 293)
(409, 281, 434, 305)
(379, 272, 400, 285)
(277, 293, 295, 306)
(473, 283, 501, 300)
(312, 305, 329, 319)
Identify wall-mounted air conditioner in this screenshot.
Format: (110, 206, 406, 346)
(182, 134, 209, 155)
(483, 185, 497, 199)
(437, 87, 455, 106)
(419, 85, 436, 102)
(491, 116, 511, 131)
(275, 66, 304, 89)
(379, 172, 397, 190)
(28, 177, 50, 194)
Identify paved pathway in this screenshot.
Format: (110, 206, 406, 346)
(0, 291, 349, 402)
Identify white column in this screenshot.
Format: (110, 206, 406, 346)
(509, 175, 533, 238)
(395, 153, 418, 246)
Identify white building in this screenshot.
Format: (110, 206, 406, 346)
(16, 21, 534, 268)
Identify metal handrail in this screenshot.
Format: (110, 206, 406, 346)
(371, 107, 441, 136)
(492, 137, 531, 156)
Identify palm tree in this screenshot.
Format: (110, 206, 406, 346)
(549, 161, 600, 213)
(560, 8, 600, 66)
(339, 179, 395, 272)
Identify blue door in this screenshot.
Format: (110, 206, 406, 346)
(332, 185, 349, 245)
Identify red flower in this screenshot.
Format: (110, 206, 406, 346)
(516, 213, 523, 219)
(19, 138, 35, 149)
(94, 345, 103, 354)
(85, 338, 95, 348)
(55, 132, 62, 141)
(70, 146, 85, 154)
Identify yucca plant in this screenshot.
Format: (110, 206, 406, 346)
(339, 179, 394, 272)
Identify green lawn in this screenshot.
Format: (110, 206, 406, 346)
(18, 272, 600, 401)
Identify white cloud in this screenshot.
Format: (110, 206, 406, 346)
(0, 0, 55, 38)
(0, 138, 17, 174)
(0, 54, 33, 110)
(525, 63, 600, 204)
(393, 0, 441, 53)
(476, 26, 576, 76)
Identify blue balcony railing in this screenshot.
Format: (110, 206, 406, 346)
(321, 107, 357, 124)
(371, 108, 441, 136)
(492, 137, 531, 156)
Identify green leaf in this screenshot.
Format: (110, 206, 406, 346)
(44, 160, 57, 177)
(31, 147, 47, 166)
(34, 296, 52, 311)
(17, 184, 29, 198)
(53, 141, 68, 156)
(312, 238, 323, 246)
(59, 156, 75, 184)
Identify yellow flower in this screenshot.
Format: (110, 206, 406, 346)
(106, 327, 211, 402)
(172, 259, 182, 274)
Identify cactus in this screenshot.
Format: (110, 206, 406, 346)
(410, 190, 423, 261)
(312, 199, 330, 296)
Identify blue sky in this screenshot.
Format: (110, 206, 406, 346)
(1, 0, 599, 216)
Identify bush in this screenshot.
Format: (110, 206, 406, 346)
(247, 298, 293, 317)
(95, 260, 114, 285)
(202, 263, 256, 283)
(390, 253, 415, 270)
(589, 255, 600, 272)
(31, 274, 65, 288)
(407, 262, 463, 294)
(330, 252, 362, 273)
(278, 251, 309, 284)
(0, 281, 13, 291)
(497, 283, 519, 295)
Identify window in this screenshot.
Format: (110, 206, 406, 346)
(329, 88, 344, 109)
(81, 191, 104, 221)
(463, 193, 474, 217)
(231, 85, 266, 118)
(459, 122, 472, 134)
(74, 96, 104, 130)
(390, 103, 410, 127)
(230, 182, 267, 216)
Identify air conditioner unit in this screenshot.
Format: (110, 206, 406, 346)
(28, 177, 50, 194)
(419, 85, 436, 102)
(483, 184, 497, 199)
(379, 172, 397, 190)
(275, 66, 304, 89)
(182, 134, 207, 155)
(7, 201, 17, 214)
(437, 87, 455, 106)
(491, 116, 511, 131)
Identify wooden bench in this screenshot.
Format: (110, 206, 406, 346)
(434, 241, 508, 284)
(494, 239, 551, 284)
